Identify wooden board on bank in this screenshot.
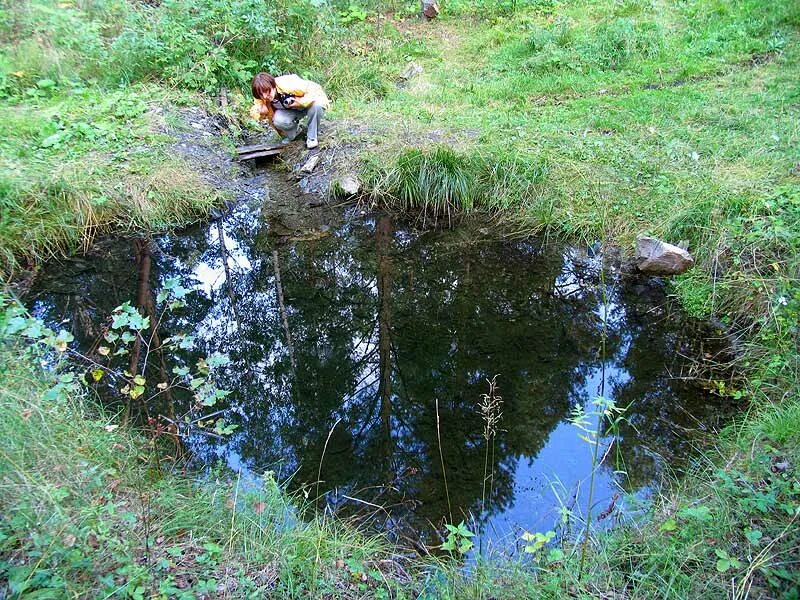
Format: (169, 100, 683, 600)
(237, 143, 285, 161)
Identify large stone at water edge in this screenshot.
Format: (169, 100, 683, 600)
(636, 236, 695, 276)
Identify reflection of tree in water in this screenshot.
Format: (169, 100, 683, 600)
(27, 208, 730, 542)
(603, 282, 733, 490)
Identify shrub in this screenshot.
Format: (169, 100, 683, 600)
(0, 0, 324, 95)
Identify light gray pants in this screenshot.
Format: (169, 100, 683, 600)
(272, 103, 324, 142)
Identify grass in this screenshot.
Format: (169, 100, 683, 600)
(0, 341, 405, 599)
(317, 1, 800, 595)
(0, 78, 228, 277)
(2, 322, 798, 597)
(332, 0, 799, 362)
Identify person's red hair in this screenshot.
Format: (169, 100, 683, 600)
(251, 72, 276, 121)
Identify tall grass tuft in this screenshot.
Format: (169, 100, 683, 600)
(364, 146, 548, 220)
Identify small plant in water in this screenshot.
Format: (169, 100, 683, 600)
(520, 529, 564, 563)
(440, 521, 475, 556)
(569, 394, 627, 573)
(478, 375, 503, 513)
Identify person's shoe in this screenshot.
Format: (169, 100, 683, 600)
(306, 138, 318, 149)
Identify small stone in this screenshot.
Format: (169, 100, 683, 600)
(772, 460, 790, 473)
(636, 236, 695, 276)
(398, 62, 423, 84)
(332, 175, 361, 197)
(300, 155, 320, 174)
(422, 0, 439, 19)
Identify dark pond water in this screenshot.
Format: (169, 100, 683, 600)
(27, 183, 733, 553)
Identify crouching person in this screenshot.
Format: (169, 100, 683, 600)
(250, 72, 330, 149)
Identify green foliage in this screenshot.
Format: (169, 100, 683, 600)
(0, 0, 322, 95)
(519, 15, 664, 73)
(0, 80, 222, 275)
(440, 521, 475, 555)
(447, 0, 560, 16)
(520, 529, 555, 555)
(1, 281, 234, 439)
(0, 303, 398, 598)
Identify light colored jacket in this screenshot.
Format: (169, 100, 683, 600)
(250, 74, 330, 122)
(274, 74, 330, 109)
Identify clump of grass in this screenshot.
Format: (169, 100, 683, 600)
(0, 151, 221, 277)
(364, 146, 548, 219)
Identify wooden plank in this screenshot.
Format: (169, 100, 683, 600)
(237, 143, 284, 155)
(238, 148, 284, 161)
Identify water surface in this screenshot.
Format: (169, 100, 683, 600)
(28, 190, 732, 551)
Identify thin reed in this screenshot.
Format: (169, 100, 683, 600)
(478, 375, 503, 514)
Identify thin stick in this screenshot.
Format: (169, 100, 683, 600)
(580, 265, 609, 575)
(435, 398, 452, 523)
(316, 417, 342, 501)
(228, 468, 241, 553)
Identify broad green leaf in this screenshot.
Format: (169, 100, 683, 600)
(744, 529, 763, 544)
(659, 519, 678, 532)
(547, 548, 565, 562)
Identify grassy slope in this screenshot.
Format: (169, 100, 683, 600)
(0, 343, 403, 599)
(0, 84, 226, 276)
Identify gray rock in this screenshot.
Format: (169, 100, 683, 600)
(636, 236, 695, 276)
(300, 154, 320, 174)
(398, 62, 423, 85)
(331, 175, 361, 197)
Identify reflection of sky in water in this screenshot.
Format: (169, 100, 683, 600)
(27, 203, 730, 554)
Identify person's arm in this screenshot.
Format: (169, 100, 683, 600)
(250, 100, 286, 136)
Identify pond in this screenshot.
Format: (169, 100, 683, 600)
(27, 172, 734, 554)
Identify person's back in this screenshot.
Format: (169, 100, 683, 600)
(275, 74, 330, 110)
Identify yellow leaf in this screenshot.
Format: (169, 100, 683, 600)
(133, 375, 146, 386)
(156, 382, 168, 390)
(55, 341, 68, 352)
(97, 346, 110, 356)
(12, 71, 25, 77)
(91, 369, 104, 382)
